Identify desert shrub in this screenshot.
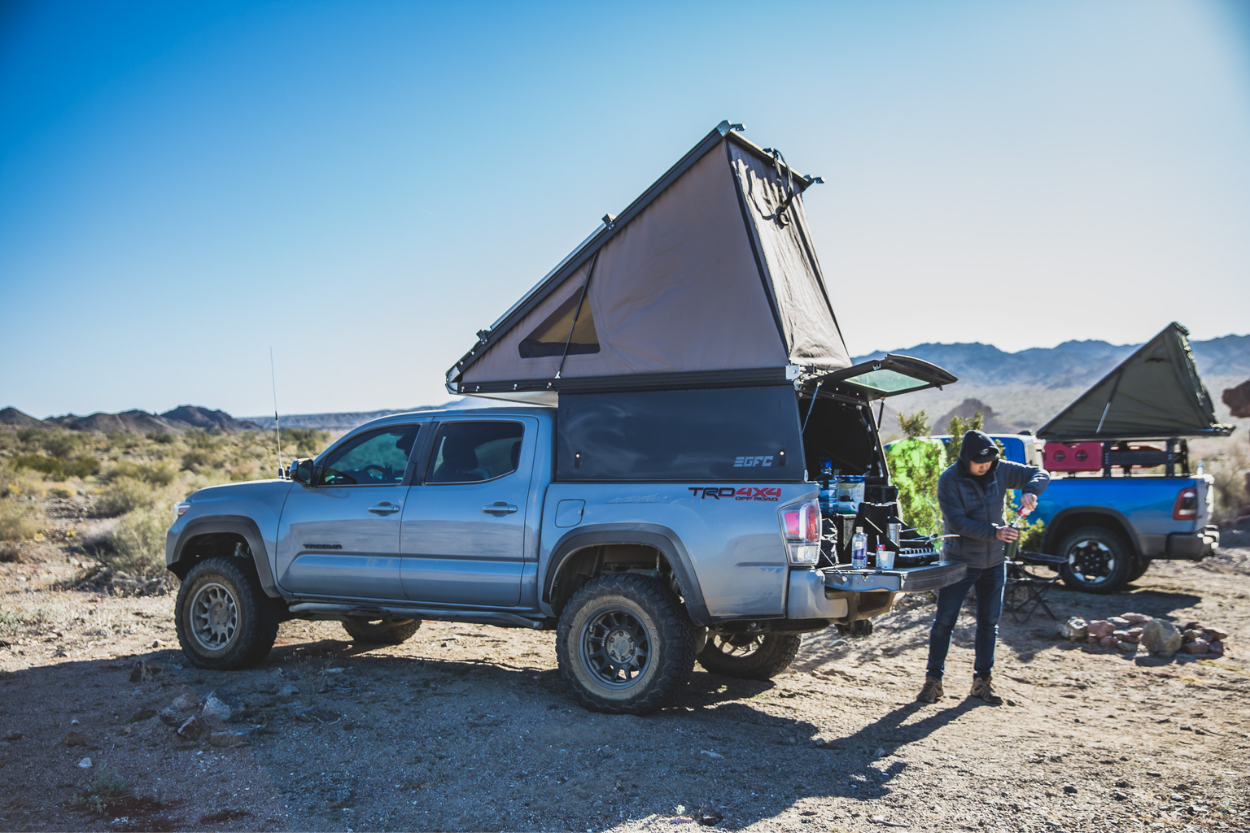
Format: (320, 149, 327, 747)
(1209, 442, 1249, 524)
(107, 506, 169, 576)
(146, 430, 175, 444)
(93, 478, 160, 518)
(0, 541, 23, 562)
(104, 460, 177, 487)
(12, 453, 99, 480)
(945, 412, 986, 464)
(180, 447, 225, 472)
(282, 428, 330, 457)
(40, 430, 82, 459)
(886, 438, 945, 537)
(0, 498, 42, 541)
(896, 410, 932, 439)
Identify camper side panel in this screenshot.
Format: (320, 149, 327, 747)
(556, 386, 805, 482)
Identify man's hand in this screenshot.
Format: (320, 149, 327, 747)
(996, 526, 1020, 543)
(1020, 493, 1038, 513)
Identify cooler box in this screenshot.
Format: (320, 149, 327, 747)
(1043, 441, 1102, 472)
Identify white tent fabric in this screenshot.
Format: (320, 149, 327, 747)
(449, 124, 850, 395)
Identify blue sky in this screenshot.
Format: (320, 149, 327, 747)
(2, 0, 1247, 418)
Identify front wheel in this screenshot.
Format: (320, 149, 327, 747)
(556, 573, 695, 714)
(696, 632, 802, 680)
(342, 618, 421, 645)
(1058, 525, 1133, 594)
(175, 557, 280, 669)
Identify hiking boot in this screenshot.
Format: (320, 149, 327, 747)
(917, 676, 944, 703)
(970, 674, 1003, 706)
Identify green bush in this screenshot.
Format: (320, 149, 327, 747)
(93, 478, 160, 518)
(108, 506, 169, 576)
(886, 438, 946, 537)
(104, 460, 177, 487)
(13, 454, 100, 480)
(41, 430, 82, 459)
(146, 431, 175, 444)
(0, 499, 42, 542)
(282, 428, 330, 457)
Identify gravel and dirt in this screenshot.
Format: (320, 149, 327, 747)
(1, 500, 1248, 832)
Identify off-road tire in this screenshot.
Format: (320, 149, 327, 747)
(342, 618, 421, 645)
(556, 573, 695, 715)
(1127, 557, 1151, 583)
(175, 557, 281, 669)
(1058, 525, 1133, 594)
(696, 632, 802, 680)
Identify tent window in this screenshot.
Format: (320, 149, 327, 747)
(518, 290, 599, 359)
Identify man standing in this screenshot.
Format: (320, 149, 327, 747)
(918, 430, 1049, 706)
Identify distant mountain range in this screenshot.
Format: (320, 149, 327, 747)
(853, 332, 1250, 389)
(0, 405, 258, 434)
(4, 332, 1246, 436)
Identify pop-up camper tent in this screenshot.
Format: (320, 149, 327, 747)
(445, 122, 956, 484)
(1037, 322, 1234, 442)
(446, 121, 953, 403)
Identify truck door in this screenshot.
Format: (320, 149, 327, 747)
(275, 423, 422, 600)
(400, 418, 535, 607)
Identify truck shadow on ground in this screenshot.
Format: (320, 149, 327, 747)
(0, 635, 989, 832)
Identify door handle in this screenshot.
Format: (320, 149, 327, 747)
(482, 502, 518, 515)
(368, 502, 401, 515)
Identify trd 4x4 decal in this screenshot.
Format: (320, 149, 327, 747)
(688, 487, 783, 502)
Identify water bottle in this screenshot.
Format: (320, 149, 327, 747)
(851, 527, 868, 570)
(1004, 507, 1030, 562)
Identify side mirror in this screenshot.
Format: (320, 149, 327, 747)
(291, 458, 316, 486)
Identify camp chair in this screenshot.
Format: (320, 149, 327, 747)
(1004, 550, 1066, 623)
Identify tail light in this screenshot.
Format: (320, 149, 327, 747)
(780, 499, 821, 566)
(1172, 488, 1197, 520)
(174, 501, 191, 519)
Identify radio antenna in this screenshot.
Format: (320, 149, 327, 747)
(270, 347, 283, 478)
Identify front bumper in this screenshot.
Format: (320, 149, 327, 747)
(787, 561, 968, 620)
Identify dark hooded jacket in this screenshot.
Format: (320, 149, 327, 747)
(936, 431, 1050, 569)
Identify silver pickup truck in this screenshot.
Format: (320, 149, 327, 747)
(167, 373, 966, 714)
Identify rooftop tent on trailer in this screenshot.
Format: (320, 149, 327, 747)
(446, 121, 852, 400)
(1037, 322, 1235, 442)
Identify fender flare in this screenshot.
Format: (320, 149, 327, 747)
(168, 515, 281, 598)
(1042, 505, 1141, 558)
(541, 524, 711, 626)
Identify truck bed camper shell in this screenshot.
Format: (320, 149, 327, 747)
(446, 122, 956, 483)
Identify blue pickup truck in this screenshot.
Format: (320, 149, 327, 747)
(931, 432, 1219, 593)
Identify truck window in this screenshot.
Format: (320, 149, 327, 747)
(319, 425, 420, 486)
(426, 422, 525, 484)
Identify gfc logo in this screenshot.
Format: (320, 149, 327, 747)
(733, 456, 774, 468)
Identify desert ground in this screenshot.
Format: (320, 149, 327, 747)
(1, 492, 1247, 833)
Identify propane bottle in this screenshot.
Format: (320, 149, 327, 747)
(851, 527, 868, 570)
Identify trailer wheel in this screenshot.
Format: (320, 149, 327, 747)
(556, 573, 694, 714)
(696, 633, 802, 680)
(1058, 525, 1133, 594)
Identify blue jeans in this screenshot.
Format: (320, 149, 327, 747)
(925, 561, 1006, 681)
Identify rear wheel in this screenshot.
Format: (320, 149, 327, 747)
(175, 557, 280, 669)
(342, 618, 421, 645)
(1058, 525, 1133, 594)
(696, 632, 802, 680)
(556, 573, 694, 714)
(1127, 558, 1151, 583)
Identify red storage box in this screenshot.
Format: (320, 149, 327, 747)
(1044, 441, 1102, 472)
